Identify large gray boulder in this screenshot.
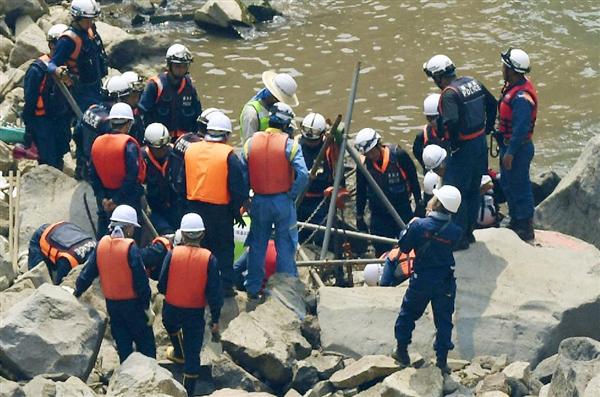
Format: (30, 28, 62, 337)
(380, 366, 444, 397)
(0, 278, 35, 313)
(18, 166, 97, 248)
(329, 355, 400, 389)
(210, 353, 273, 393)
(9, 16, 48, 68)
(318, 229, 600, 365)
(535, 134, 600, 249)
(0, 68, 24, 102)
(106, 353, 187, 397)
(36, 5, 71, 34)
(0, 284, 106, 380)
(0, 0, 48, 24)
(194, 0, 255, 33)
(547, 337, 600, 397)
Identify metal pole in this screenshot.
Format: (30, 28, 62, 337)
(51, 74, 83, 119)
(298, 258, 387, 267)
(320, 62, 361, 260)
(298, 221, 397, 245)
(345, 141, 407, 231)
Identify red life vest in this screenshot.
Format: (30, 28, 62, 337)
(59, 27, 95, 76)
(497, 79, 538, 140)
(96, 236, 137, 301)
(91, 134, 146, 190)
(264, 240, 277, 281)
(248, 130, 294, 195)
(165, 246, 211, 309)
(382, 247, 415, 280)
(184, 141, 233, 204)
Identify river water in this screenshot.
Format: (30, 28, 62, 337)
(123, 0, 599, 174)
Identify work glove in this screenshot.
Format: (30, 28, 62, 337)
(144, 307, 155, 327)
(356, 216, 368, 233)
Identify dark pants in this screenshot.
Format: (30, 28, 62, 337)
(500, 142, 535, 221)
(443, 135, 488, 239)
(395, 269, 456, 359)
(150, 208, 179, 235)
(187, 201, 234, 290)
(162, 302, 205, 375)
(30, 116, 71, 170)
(370, 204, 412, 256)
(106, 299, 156, 363)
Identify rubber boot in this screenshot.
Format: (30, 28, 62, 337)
(515, 218, 535, 242)
(436, 352, 451, 375)
(394, 344, 410, 367)
(166, 331, 184, 364)
(182, 373, 198, 396)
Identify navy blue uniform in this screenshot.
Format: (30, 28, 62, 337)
(75, 242, 156, 362)
(73, 102, 111, 180)
(22, 55, 71, 169)
(168, 133, 202, 222)
(143, 146, 178, 234)
(394, 212, 463, 362)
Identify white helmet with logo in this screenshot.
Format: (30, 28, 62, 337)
(301, 112, 327, 140)
(501, 48, 531, 74)
(144, 123, 170, 148)
(166, 44, 193, 64)
(47, 24, 68, 42)
(423, 54, 456, 78)
(354, 128, 381, 154)
(433, 185, 462, 214)
(423, 93, 441, 116)
(70, 0, 101, 19)
(422, 144, 447, 170)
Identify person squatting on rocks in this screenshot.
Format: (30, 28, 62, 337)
(75, 205, 156, 363)
(241, 102, 309, 300)
(138, 44, 202, 141)
(158, 213, 223, 396)
(394, 185, 463, 374)
(423, 55, 497, 251)
(354, 127, 423, 256)
(22, 24, 72, 170)
(496, 48, 538, 241)
(412, 93, 444, 174)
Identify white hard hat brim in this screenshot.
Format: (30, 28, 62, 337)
(181, 226, 205, 232)
(110, 217, 141, 228)
(262, 71, 299, 107)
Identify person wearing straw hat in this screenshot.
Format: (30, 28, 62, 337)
(239, 71, 299, 140)
(75, 204, 156, 363)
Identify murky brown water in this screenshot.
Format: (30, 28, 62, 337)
(121, 0, 599, 174)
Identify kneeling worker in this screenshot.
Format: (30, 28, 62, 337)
(75, 205, 156, 363)
(28, 221, 96, 284)
(158, 213, 223, 396)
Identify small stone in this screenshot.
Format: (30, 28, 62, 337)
(329, 355, 400, 389)
(448, 358, 471, 371)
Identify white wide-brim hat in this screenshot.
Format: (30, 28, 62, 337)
(262, 71, 299, 107)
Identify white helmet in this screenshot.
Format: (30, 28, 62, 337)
(110, 205, 140, 227)
(481, 174, 493, 187)
(166, 44, 193, 64)
(501, 48, 530, 74)
(423, 170, 439, 195)
(354, 128, 381, 154)
(423, 54, 456, 78)
(70, 0, 101, 19)
(364, 263, 382, 286)
(47, 24, 68, 42)
(262, 71, 299, 107)
(107, 102, 134, 121)
(144, 123, 170, 148)
(197, 107, 221, 127)
(121, 71, 144, 92)
(105, 75, 131, 98)
(301, 112, 327, 140)
(433, 185, 462, 214)
(423, 93, 441, 116)
(422, 144, 447, 170)
(205, 112, 232, 140)
(180, 213, 205, 232)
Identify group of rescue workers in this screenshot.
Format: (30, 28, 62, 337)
(21, 0, 539, 392)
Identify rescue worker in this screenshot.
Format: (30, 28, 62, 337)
(394, 185, 463, 374)
(138, 44, 201, 140)
(22, 24, 72, 170)
(48, 0, 108, 111)
(75, 205, 156, 362)
(181, 112, 248, 297)
(241, 102, 309, 299)
(422, 144, 448, 177)
(239, 71, 299, 140)
(158, 213, 223, 396)
(143, 123, 178, 235)
(476, 175, 500, 229)
(363, 248, 415, 287)
(497, 48, 537, 241)
(354, 128, 423, 255)
(27, 221, 96, 284)
(423, 55, 497, 250)
(413, 93, 444, 173)
(423, 170, 440, 207)
(90, 103, 146, 238)
(121, 71, 146, 143)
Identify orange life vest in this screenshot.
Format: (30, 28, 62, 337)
(165, 246, 211, 309)
(248, 130, 294, 195)
(59, 27, 95, 75)
(422, 124, 440, 145)
(91, 134, 146, 190)
(39, 222, 95, 269)
(184, 141, 233, 204)
(362, 146, 410, 193)
(96, 236, 137, 300)
(34, 54, 51, 116)
(497, 79, 538, 140)
(382, 247, 415, 279)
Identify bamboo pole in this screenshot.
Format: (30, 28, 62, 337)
(297, 221, 397, 245)
(8, 171, 13, 265)
(309, 268, 325, 288)
(12, 170, 21, 272)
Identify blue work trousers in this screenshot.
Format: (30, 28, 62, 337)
(443, 135, 488, 237)
(246, 193, 298, 295)
(106, 299, 156, 363)
(73, 81, 103, 112)
(30, 116, 71, 170)
(150, 208, 179, 235)
(394, 269, 456, 357)
(162, 302, 205, 376)
(500, 142, 535, 221)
